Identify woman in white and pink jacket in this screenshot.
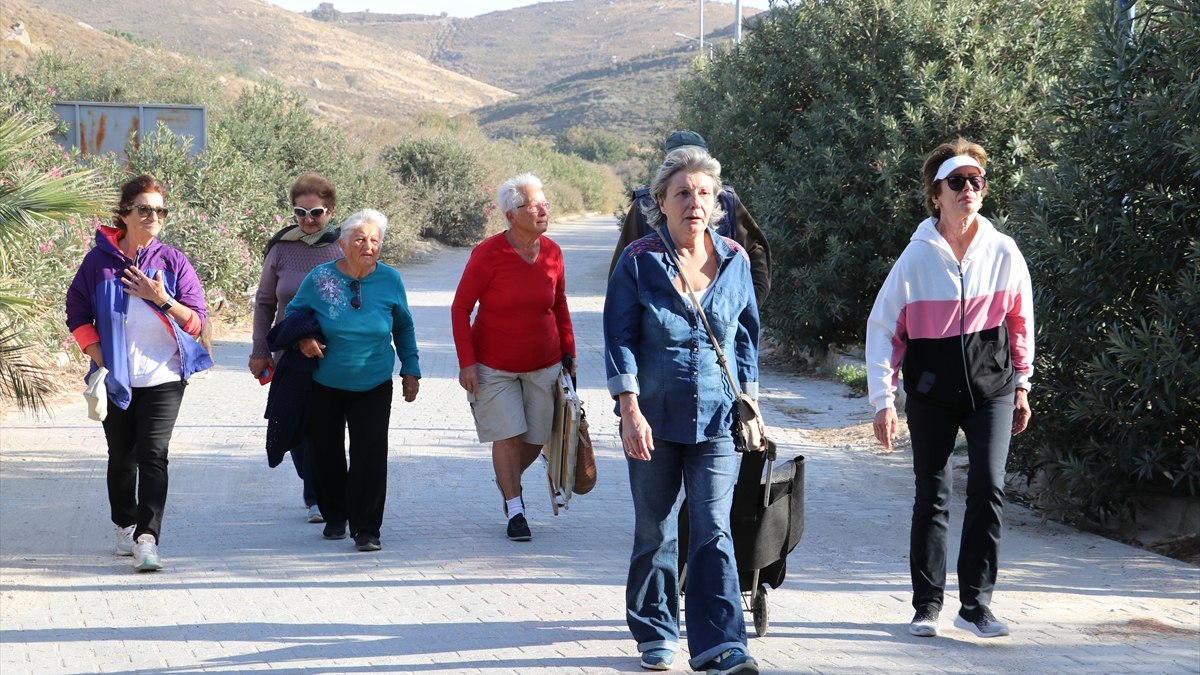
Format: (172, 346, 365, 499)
(866, 138, 1034, 641)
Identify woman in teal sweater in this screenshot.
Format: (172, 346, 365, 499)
(288, 208, 421, 552)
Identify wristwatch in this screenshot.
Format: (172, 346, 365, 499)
(159, 298, 175, 312)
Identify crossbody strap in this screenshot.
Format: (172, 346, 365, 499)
(651, 224, 742, 396)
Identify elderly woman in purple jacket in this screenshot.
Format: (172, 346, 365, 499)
(65, 174, 213, 573)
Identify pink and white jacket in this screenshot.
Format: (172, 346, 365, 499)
(866, 215, 1034, 413)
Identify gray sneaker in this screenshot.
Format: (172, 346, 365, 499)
(115, 525, 135, 557)
(306, 504, 325, 523)
(909, 607, 939, 637)
(132, 534, 162, 572)
(954, 606, 1010, 637)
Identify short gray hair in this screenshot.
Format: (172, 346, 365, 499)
(640, 147, 725, 229)
(498, 173, 544, 228)
(339, 208, 388, 242)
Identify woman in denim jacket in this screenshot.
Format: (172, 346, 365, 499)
(604, 147, 762, 675)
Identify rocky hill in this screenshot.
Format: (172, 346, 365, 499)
(14, 0, 513, 126)
(334, 0, 761, 94)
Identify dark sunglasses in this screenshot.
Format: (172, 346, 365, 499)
(944, 175, 987, 192)
(130, 204, 169, 219)
(293, 206, 328, 220)
(349, 279, 361, 310)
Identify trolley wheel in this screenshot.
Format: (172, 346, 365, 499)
(752, 584, 769, 637)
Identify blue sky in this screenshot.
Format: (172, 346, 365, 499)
(267, 0, 772, 19)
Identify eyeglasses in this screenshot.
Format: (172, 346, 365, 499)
(131, 204, 169, 220)
(943, 175, 987, 192)
(519, 200, 551, 213)
(349, 279, 361, 310)
(293, 206, 329, 220)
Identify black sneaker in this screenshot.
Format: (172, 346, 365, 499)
(909, 607, 940, 637)
(322, 522, 347, 540)
(954, 605, 1010, 638)
(354, 534, 381, 552)
(506, 513, 532, 541)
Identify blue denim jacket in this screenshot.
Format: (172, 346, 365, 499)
(604, 228, 760, 444)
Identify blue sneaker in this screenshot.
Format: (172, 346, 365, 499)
(640, 647, 675, 670)
(705, 648, 758, 675)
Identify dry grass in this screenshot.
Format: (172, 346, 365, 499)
(2, 0, 137, 70)
(335, 0, 763, 95)
(18, 0, 513, 127)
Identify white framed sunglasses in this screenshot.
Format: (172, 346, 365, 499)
(293, 206, 329, 220)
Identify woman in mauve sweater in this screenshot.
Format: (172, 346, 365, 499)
(451, 173, 576, 543)
(249, 173, 342, 524)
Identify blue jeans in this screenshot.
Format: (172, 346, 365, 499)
(626, 437, 746, 670)
(906, 394, 1014, 612)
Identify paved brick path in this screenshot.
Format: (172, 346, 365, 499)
(2, 215, 1197, 674)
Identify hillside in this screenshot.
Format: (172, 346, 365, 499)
(18, 0, 513, 126)
(333, 0, 761, 94)
(1, 1, 137, 74)
(473, 44, 701, 142)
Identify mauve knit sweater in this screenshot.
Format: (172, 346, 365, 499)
(250, 240, 342, 359)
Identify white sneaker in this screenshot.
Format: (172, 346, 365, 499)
(306, 504, 325, 523)
(132, 534, 162, 572)
(115, 525, 136, 556)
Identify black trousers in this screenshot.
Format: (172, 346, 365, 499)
(102, 380, 186, 543)
(308, 380, 393, 538)
(905, 393, 1014, 613)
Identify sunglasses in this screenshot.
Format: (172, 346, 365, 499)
(293, 206, 329, 220)
(943, 175, 987, 192)
(130, 204, 169, 219)
(349, 279, 361, 310)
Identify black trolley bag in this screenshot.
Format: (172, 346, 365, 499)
(680, 439, 805, 637)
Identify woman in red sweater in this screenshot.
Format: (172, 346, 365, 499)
(451, 173, 576, 542)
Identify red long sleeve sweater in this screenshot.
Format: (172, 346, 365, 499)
(451, 232, 575, 372)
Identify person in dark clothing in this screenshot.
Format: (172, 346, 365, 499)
(608, 130, 771, 309)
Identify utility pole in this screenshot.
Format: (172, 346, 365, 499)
(699, 0, 705, 59)
(735, 0, 742, 44)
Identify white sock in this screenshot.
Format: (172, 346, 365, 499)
(506, 496, 525, 518)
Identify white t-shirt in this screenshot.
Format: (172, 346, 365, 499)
(126, 298, 181, 387)
(676, 284, 712, 308)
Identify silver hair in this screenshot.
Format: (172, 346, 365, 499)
(498, 173, 544, 228)
(639, 146, 726, 229)
(339, 208, 388, 242)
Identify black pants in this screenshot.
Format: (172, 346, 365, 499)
(905, 393, 1014, 613)
(102, 380, 186, 543)
(308, 380, 392, 538)
(288, 438, 318, 507)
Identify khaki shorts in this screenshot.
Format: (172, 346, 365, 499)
(468, 363, 561, 444)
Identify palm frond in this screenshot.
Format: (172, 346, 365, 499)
(0, 113, 111, 247)
(0, 320, 55, 415)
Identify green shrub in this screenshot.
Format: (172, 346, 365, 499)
(1007, 1, 1200, 518)
(555, 126, 635, 165)
(835, 364, 868, 397)
(494, 137, 623, 215)
(26, 49, 218, 105)
(382, 136, 489, 246)
(675, 0, 1092, 358)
